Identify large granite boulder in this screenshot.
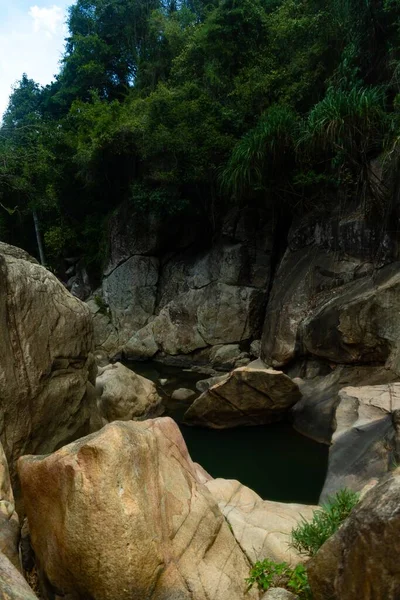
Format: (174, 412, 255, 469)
(261, 207, 393, 369)
(18, 418, 257, 600)
(291, 364, 398, 444)
(0, 552, 38, 600)
(96, 362, 163, 423)
(0, 243, 99, 481)
(308, 469, 400, 599)
(320, 383, 400, 501)
(184, 361, 301, 428)
(205, 479, 316, 565)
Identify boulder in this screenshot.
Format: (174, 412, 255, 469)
(261, 589, 298, 600)
(18, 418, 257, 600)
(196, 375, 228, 393)
(320, 382, 400, 501)
(206, 479, 316, 565)
(171, 388, 196, 402)
(0, 552, 38, 600)
(96, 362, 163, 423)
(308, 469, 400, 600)
(184, 362, 301, 428)
(0, 243, 99, 482)
(250, 340, 261, 359)
(291, 364, 398, 444)
(0, 442, 19, 571)
(209, 344, 242, 370)
(260, 207, 393, 368)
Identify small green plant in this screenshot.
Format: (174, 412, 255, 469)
(291, 488, 359, 557)
(246, 560, 312, 598)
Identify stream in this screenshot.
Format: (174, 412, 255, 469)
(126, 361, 328, 505)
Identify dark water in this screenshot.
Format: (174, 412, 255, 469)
(125, 361, 328, 505)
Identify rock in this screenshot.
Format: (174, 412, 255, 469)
(184, 362, 301, 428)
(206, 479, 316, 565)
(0, 442, 19, 570)
(101, 207, 272, 359)
(0, 552, 38, 599)
(159, 378, 168, 386)
(96, 362, 163, 422)
(261, 589, 298, 600)
(320, 383, 400, 501)
(250, 339, 261, 358)
(209, 344, 242, 370)
(260, 207, 393, 368)
(0, 243, 99, 483)
(103, 255, 159, 347)
(18, 418, 257, 600)
(308, 469, 400, 600)
(291, 365, 398, 444)
(196, 375, 229, 393)
(171, 388, 196, 402)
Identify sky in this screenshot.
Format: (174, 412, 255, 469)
(0, 0, 75, 117)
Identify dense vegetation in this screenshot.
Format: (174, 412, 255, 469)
(1, 0, 400, 272)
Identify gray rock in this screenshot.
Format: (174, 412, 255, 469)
(261, 589, 298, 600)
(291, 365, 398, 444)
(0, 552, 38, 599)
(209, 344, 242, 370)
(308, 469, 400, 600)
(97, 362, 164, 423)
(185, 363, 301, 428)
(171, 388, 196, 402)
(196, 375, 229, 393)
(250, 339, 261, 358)
(320, 383, 400, 502)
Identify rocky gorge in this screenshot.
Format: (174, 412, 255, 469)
(1, 191, 400, 597)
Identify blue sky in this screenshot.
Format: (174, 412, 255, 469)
(0, 0, 75, 117)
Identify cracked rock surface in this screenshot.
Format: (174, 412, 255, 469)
(18, 418, 258, 600)
(0, 243, 100, 483)
(184, 361, 301, 428)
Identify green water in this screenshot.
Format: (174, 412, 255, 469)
(125, 361, 328, 505)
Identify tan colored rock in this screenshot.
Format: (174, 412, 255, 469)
(320, 383, 400, 501)
(308, 469, 400, 600)
(206, 479, 316, 565)
(0, 552, 38, 599)
(171, 388, 196, 402)
(184, 361, 301, 428)
(96, 362, 163, 423)
(0, 243, 99, 483)
(18, 418, 257, 600)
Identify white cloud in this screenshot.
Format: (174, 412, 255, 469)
(29, 5, 64, 38)
(0, 2, 72, 119)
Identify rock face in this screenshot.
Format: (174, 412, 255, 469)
(308, 469, 400, 600)
(96, 362, 164, 423)
(261, 208, 395, 370)
(0, 243, 99, 480)
(291, 364, 398, 444)
(184, 362, 301, 428)
(261, 590, 298, 600)
(205, 479, 315, 565)
(0, 552, 38, 600)
(95, 206, 272, 359)
(18, 418, 258, 600)
(320, 382, 400, 501)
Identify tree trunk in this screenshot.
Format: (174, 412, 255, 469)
(32, 209, 46, 266)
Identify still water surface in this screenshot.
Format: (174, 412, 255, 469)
(126, 361, 328, 504)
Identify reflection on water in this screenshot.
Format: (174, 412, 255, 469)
(125, 360, 328, 504)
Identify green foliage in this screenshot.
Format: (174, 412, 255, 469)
(246, 560, 312, 599)
(291, 488, 359, 557)
(221, 105, 298, 197)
